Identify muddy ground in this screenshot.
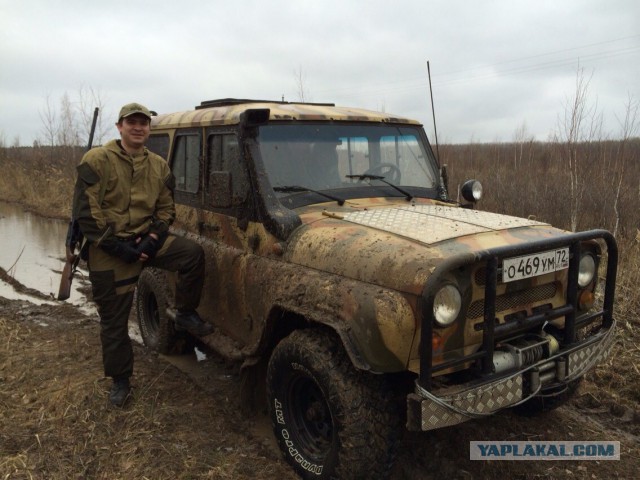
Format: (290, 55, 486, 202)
(1, 294, 638, 479)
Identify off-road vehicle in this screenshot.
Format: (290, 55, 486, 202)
(136, 98, 617, 479)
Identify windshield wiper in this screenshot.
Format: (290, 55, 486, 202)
(274, 185, 345, 206)
(346, 174, 413, 201)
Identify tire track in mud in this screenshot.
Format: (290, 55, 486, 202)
(158, 344, 283, 457)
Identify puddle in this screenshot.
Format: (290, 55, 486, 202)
(0, 201, 96, 316)
(0, 203, 193, 353)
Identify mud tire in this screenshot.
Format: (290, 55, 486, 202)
(136, 268, 192, 355)
(266, 328, 402, 480)
(512, 378, 582, 417)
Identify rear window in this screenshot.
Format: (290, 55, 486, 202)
(147, 134, 170, 160)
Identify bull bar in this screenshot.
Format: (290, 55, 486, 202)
(407, 229, 617, 431)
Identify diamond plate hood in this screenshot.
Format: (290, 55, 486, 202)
(286, 202, 561, 296)
(342, 204, 547, 245)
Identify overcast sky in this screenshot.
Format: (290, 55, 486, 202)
(1, 0, 639, 146)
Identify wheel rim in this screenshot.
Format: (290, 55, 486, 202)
(286, 374, 333, 459)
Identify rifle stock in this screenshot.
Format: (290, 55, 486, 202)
(57, 247, 78, 301)
(57, 107, 99, 301)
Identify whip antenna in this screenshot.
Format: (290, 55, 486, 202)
(427, 60, 440, 164)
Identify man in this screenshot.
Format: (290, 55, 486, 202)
(73, 102, 214, 407)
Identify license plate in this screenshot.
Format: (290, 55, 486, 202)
(502, 248, 569, 282)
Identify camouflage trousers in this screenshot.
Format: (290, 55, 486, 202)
(88, 235, 204, 380)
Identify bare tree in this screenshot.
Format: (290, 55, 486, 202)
(57, 92, 80, 147)
(556, 68, 596, 231)
(612, 94, 639, 236)
(77, 85, 108, 146)
(36, 88, 110, 171)
(295, 66, 309, 103)
(512, 121, 534, 170)
(39, 93, 59, 148)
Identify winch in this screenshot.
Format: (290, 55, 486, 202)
(492, 332, 560, 374)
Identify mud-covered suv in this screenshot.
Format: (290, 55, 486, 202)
(136, 99, 617, 479)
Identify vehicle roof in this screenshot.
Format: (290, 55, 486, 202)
(151, 98, 422, 129)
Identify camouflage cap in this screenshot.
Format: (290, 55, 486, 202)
(118, 102, 152, 121)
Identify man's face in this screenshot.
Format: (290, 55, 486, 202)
(116, 114, 150, 150)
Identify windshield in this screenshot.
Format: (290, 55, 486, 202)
(256, 124, 439, 198)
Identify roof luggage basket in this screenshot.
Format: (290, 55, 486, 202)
(196, 98, 336, 109)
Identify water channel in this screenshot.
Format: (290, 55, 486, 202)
(0, 200, 206, 355)
(0, 201, 95, 315)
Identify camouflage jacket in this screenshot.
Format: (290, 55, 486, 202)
(73, 139, 175, 247)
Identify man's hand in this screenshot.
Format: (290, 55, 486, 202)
(137, 233, 160, 261)
(100, 233, 163, 263)
(101, 240, 140, 263)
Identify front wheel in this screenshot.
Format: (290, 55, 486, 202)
(136, 268, 192, 354)
(266, 329, 402, 479)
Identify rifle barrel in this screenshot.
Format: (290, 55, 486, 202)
(87, 107, 99, 150)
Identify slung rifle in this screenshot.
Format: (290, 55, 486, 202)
(57, 107, 99, 301)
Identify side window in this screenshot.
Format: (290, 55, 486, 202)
(172, 133, 201, 194)
(222, 135, 248, 204)
(147, 134, 170, 160)
(206, 133, 248, 208)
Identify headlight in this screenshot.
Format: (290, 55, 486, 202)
(433, 284, 462, 327)
(461, 179, 483, 203)
(578, 254, 596, 287)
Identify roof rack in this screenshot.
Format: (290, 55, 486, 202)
(195, 98, 336, 110)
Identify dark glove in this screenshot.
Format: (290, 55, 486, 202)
(137, 235, 161, 259)
(100, 239, 140, 263)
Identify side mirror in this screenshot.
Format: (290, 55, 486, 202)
(460, 179, 483, 206)
(440, 165, 448, 189)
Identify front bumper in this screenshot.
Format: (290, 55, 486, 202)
(406, 319, 616, 431)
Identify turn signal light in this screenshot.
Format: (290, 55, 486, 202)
(432, 332, 444, 352)
(579, 290, 595, 310)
